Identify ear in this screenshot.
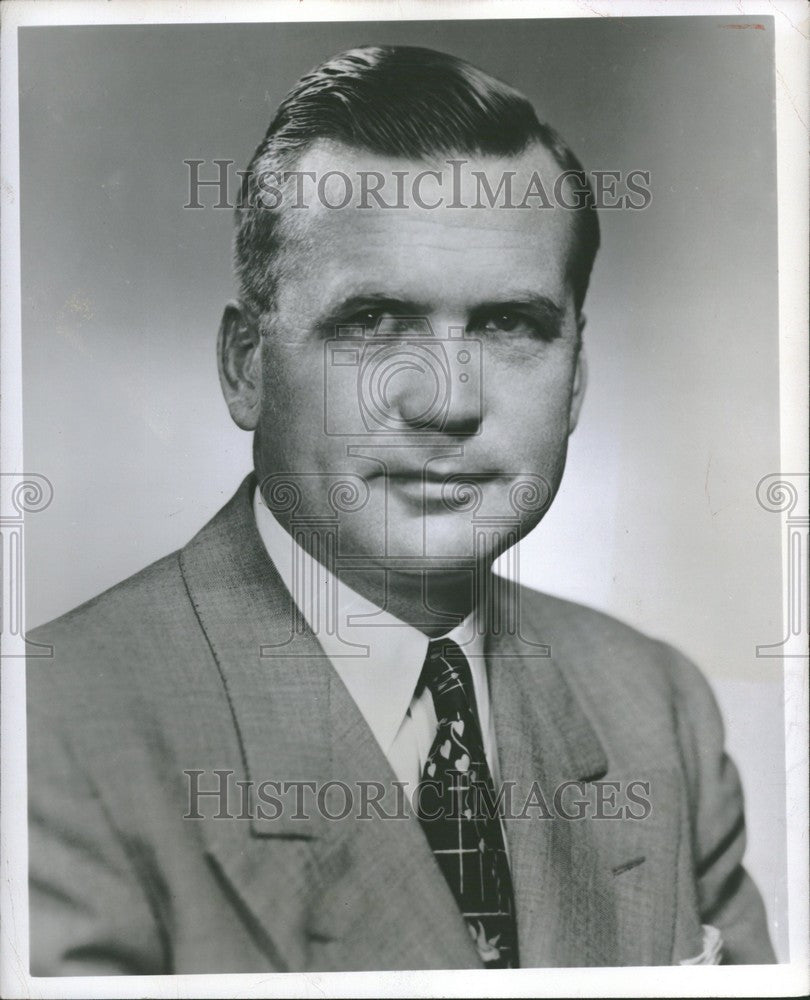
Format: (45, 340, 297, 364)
(568, 313, 588, 434)
(217, 300, 263, 430)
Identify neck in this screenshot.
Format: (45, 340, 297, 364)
(338, 565, 481, 638)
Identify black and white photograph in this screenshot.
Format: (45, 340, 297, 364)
(1, 2, 807, 997)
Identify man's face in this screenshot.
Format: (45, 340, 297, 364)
(246, 141, 586, 590)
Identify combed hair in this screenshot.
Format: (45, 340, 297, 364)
(234, 45, 600, 314)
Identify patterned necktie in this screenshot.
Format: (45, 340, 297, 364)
(415, 638, 519, 968)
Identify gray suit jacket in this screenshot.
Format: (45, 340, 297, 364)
(27, 475, 775, 974)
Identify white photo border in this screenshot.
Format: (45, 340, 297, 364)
(1, 1, 807, 997)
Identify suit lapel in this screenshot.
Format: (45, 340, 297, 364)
(487, 625, 613, 967)
(487, 605, 681, 967)
(179, 476, 479, 970)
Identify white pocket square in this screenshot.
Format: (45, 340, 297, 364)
(679, 924, 723, 965)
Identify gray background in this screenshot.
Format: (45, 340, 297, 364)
(20, 17, 786, 959)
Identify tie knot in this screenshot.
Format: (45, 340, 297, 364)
(420, 638, 476, 715)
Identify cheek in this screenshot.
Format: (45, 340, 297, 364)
(262, 342, 321, 414)
(485, 356, 575, 439)
(256, 348, 312, 463)
(258, 343, 352, 475)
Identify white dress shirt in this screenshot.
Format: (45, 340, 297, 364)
(253, 487, 502, 802)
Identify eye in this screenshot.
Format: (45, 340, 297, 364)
(344, 310, 416, 337)
(481, 310, 524, 333)
(473, 310, 538, 337)
(469, 306, 562, 343)
(346, 308, 384, 330)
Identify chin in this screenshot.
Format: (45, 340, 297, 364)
(395, 516, 491, 565)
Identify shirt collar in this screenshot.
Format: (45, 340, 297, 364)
(253, 486, 485, 755)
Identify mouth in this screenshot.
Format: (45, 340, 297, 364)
(379, 465, 506, 483)
(387, 470, 450, 485)
(379, 468, 508, 509)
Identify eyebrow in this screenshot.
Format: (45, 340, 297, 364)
(471, 293, 565, 322)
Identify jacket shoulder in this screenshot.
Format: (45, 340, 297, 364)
(512, 585, 720, 764)
(29, 549, 188, 649)
(515, 584, 673, 663)
(27, 477, 255, 726)
(26, 547, 216, 724)
(522, 586, 714, 697)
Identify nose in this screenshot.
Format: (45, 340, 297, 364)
(377, 335, 482, 436)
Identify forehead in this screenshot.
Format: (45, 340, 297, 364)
(274, 140, 578, 310)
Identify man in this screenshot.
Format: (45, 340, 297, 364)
(27, 45, 775, 974)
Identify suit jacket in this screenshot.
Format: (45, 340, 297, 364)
(27, 474, 775, 974)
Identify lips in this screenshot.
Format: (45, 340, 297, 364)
(386, 469, 453, 484)
(379, 468, 505, 484)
